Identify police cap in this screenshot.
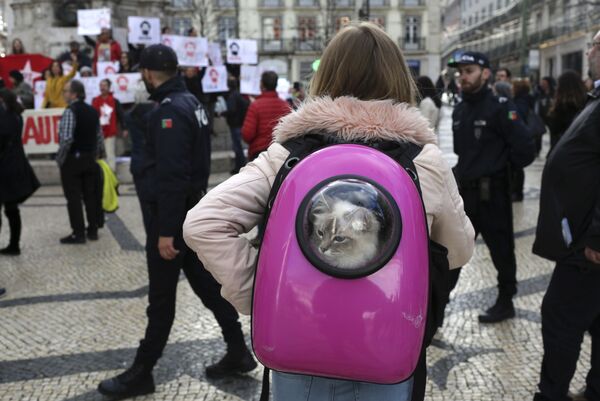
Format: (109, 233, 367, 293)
(139, 44, 178, 71)
(447, 51, 490, 69)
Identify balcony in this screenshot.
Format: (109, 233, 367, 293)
(259, 38, 290, 53)
(213, 0, 235, 8)
(293, 37, 323, 52)
(399, 38, 426, 52)
(333, 0, 355, 8)
(400, 0, 425, 7)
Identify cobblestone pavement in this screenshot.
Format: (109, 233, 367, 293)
(0, 105, 591, 400)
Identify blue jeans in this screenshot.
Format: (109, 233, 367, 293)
(229, 126, 246, 171)
(272, 372, 413, 401)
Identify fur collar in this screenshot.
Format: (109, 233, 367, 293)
(273, 96, 437, 146)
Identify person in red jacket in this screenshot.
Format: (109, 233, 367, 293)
(241, 71, 291, 161)
(88, 28, 122, 75)
(92, 79, 127, 170)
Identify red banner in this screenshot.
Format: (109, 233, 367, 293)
(0, 54, 54, 89)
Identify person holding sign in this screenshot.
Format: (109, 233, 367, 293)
(97, 44, 255, 400)
(86, 28, 122, 75)
(92, 79, 128, 171)
(42, 54, 78, 108)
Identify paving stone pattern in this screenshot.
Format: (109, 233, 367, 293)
(0, 106, 591, 400)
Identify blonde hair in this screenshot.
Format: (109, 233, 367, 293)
(310, 22, 417, 105)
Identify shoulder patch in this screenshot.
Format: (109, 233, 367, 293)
(508, 111, 518, 121)
(498, 97, 508, 103)
(161, 97, 172, 105)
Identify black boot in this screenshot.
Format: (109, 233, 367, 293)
(478, 292, 515, 323)
(205, 344, 258, 379)
(97, 363, 155, 399)
(60, 233, 86, 244)
(0, 246, 20, 256)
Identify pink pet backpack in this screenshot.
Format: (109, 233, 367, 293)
(252, 136, 442, 385)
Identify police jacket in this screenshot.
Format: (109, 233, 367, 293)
(138, 76, 211, 237)
(452, 86, 535, 181)
(533, 86, 600, 262)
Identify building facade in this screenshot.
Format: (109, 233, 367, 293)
(442, 0, 600, 80)
(4, 0, 442, 82)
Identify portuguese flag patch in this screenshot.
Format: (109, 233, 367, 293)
(161, 119, 173, 128)
(508, 111, 518, 121)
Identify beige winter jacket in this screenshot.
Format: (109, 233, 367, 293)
(184, 96, 475, 315)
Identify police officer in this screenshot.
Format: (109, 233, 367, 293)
(98, 44, 256, 399)
(448, 52, 535, 323)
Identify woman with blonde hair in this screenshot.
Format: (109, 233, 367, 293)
(184, 22, 474, 401)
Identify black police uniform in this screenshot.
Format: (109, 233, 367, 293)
(450, 53, 535, 321)
(132, 75, 247, 367)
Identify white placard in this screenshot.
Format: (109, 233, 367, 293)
(201, 66, 228, 93)
(34, 81, 46, 110)
(226, 39, 258, 65)
(77, 9, 111, 36)
(240, 65, 261, 96)
(529, 49, 540, 69)
(107, 73, 143, 104)
(208, 42, 223, 66)
(161, 35, 208, 67)
(96, 61, 120, 78)
(80, 77, 102, 104)
(128, 17, 161, 45)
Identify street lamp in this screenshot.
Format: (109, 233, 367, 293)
(359, 0, 370, 21)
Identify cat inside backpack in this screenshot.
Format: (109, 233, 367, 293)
(310, 194, 381, 269)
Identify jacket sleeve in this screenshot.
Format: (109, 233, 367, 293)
(499, 99, 536, 168)
(183, 144, 288, 314)
(415, 144, 475, 269)
(241, 102, 258, 143)
(586, 156, 600, 252)
(155, 106, 194, 237)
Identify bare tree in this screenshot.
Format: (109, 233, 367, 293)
(193, 0, 211, 37)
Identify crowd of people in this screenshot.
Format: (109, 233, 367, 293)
(0, 20, 600, 401)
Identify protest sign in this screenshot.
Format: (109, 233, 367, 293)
(161, 35, 208, 67)
(107, 73, 142, 104)
(208, 42, 223, 66)
(77, 9, 111, 35)
(226, 39, 258, 65)
(22, 108, 64, 154)
(96, 61, 120, 78)
(201, 66, 228, 93)
(128, 17, 161, 45)
(240, 65, 261, 95)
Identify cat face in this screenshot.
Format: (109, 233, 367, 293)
(310, 196, 381, 269)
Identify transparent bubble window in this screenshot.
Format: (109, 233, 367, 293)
(296, 176, 402, 279)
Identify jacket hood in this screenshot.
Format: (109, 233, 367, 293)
(273, 96, 437, 146)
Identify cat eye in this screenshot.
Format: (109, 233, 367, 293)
(333, 236, 346, 243)
(317, 230, 324, 237)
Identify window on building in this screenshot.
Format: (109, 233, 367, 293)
(214, 0, 235, 7)
(296, 0, 317, 6)
(262, 0, 282, 6)
(173, 17, 192, 35)
(404, 16, 420, 47)
(335, 0, 353, 7)
(497, 0, 501, 9)
(489, 4, 493, 15)
(468, 15, 472, 25)
(505, 0, 509, 7)
(298, 16, 317, 40)
(562, 51, 583, 75)
(172, 0, 191, 8)
(370, 0, 387, 6)
(300, 61, 313, 80)
(262, 16, 283, 50)
(218, 16, 237, 42)
(475, 12, 479, 23)
(481, 10, 486, 20)
(369, 16, 385, 29)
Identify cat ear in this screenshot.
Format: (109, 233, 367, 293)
(312, 193, 333, 216)
(349, 207, 373, 232)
